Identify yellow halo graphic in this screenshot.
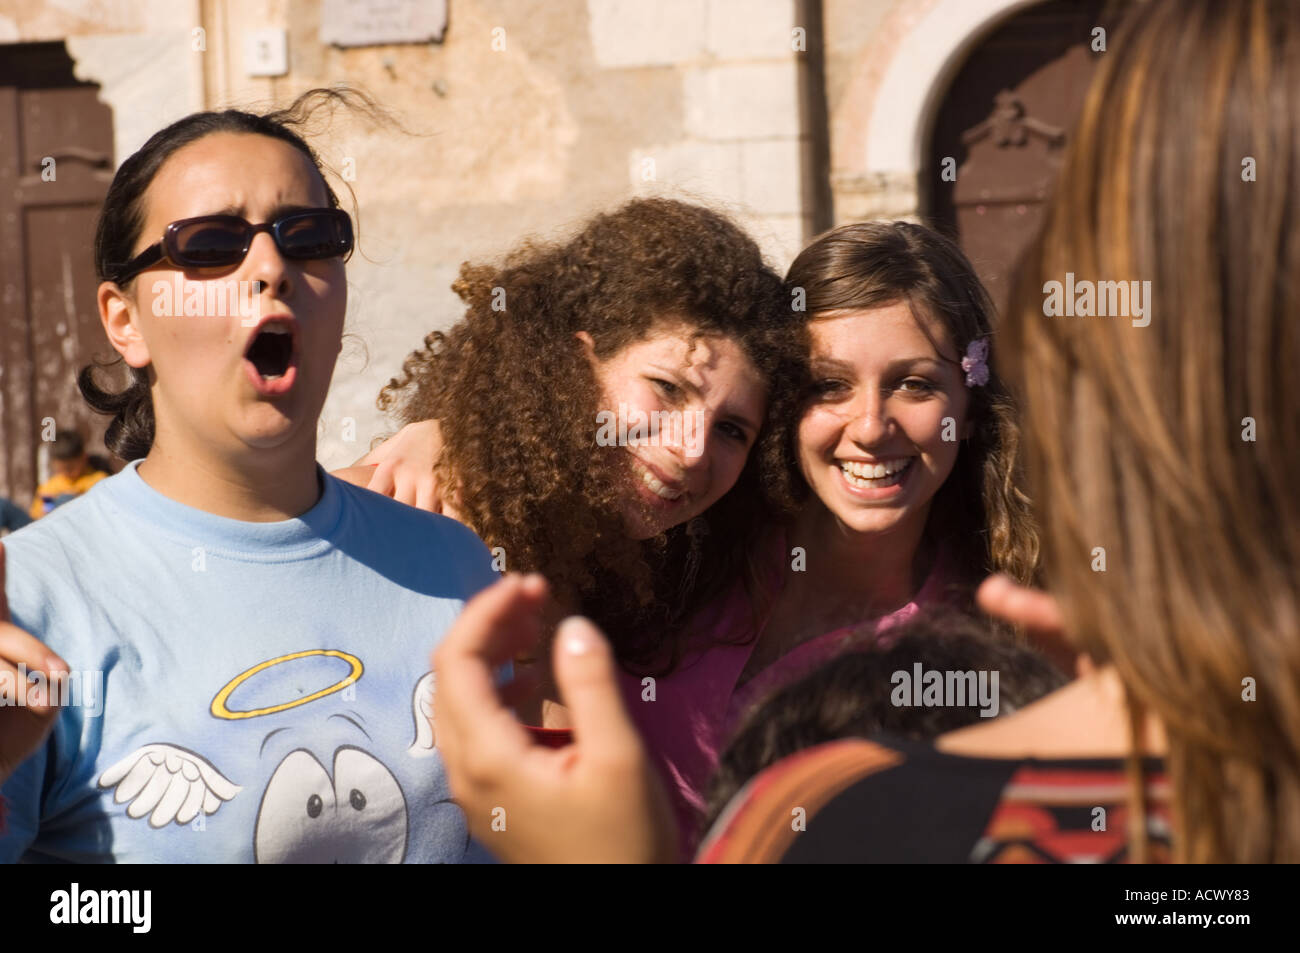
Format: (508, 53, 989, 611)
(211, 649, 364, 720)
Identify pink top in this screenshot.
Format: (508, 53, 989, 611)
(617, 529, 960, 858)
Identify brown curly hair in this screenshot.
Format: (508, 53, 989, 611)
(378, 198, 798, 667)
(772, 221, 1040, 590)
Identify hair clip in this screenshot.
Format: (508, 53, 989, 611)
(961, 338, 990, 388)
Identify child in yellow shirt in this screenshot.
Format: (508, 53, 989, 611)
(30, 431, 108, 519)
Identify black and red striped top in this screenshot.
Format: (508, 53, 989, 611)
(697, 734, 1171, 863)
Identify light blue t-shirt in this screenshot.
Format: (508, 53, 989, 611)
(0, 460, 499, 863)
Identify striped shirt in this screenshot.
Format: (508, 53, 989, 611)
(697, 734, 1171, 863)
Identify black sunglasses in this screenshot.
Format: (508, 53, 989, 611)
(110, 208, 354, 285)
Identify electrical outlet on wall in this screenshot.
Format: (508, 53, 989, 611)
(245, 28, 288, 77)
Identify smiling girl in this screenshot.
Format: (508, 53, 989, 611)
(758, 222, 1037, 669)
(617, 221, 1039, 850)
(372, 199, 796, 726)
(0, 92, 498, 863)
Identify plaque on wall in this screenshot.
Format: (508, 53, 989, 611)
(320, 0, 448, 47)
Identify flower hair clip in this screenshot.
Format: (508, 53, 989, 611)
(961, 338, 990, 388)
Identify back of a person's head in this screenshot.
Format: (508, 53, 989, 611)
(49, 429, 85, 461)
(49, 429, 85, 462)
(701, 610, 1065, 837)
(1002, 0, 1300, 862)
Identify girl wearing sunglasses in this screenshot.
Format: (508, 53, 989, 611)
(108, 208, 354, 287)
(0, 90, 499, 863)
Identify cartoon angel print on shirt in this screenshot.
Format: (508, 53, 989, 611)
(96, 652, 450, 863)
(96, 743, 243, 827)
(253, 744, 407, 863)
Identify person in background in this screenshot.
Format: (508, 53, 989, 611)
(29, 430, 108, 519)
(0, 498, 32, 536)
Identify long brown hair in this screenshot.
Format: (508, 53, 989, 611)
(1003, 0, 1300, 862)
(379, 198, 797, 666)
(775, 221, 1040, 588)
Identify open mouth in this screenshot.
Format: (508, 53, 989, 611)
(246, 324, 294, 380)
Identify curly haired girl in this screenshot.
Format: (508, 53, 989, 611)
(373, 198, 798, 682)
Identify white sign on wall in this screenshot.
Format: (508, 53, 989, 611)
(245, 28, 289, 76)
(321, 0, 449, 47)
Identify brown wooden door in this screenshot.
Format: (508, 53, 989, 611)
(0, 42, 115, 507)
(923, 0, 1122, 312)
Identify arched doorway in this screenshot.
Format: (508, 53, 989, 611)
(922, 0, 1123, 310)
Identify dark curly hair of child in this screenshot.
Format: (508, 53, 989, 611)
(700, 608, 1066, 838)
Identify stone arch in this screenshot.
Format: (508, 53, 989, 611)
(830, 0, 1042, 222)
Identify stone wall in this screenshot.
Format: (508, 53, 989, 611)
(0, 0, 823, 468)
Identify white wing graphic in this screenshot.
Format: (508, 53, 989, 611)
(97, 744, 242, 828)
(408, 671, 437, 757)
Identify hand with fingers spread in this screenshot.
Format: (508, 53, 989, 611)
(0, 542, 68, 787)
(432, 574, 678, 863)
(977, 574, 1088, 677)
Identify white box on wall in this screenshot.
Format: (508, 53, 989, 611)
(245, 28, 288, 77)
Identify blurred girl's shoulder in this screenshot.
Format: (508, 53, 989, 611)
(697, 727, 1171, 863)
(695, 737, 990, 862)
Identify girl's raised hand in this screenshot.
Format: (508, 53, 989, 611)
(432, 574, 677, 863)
(0, 541, 68, 786)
